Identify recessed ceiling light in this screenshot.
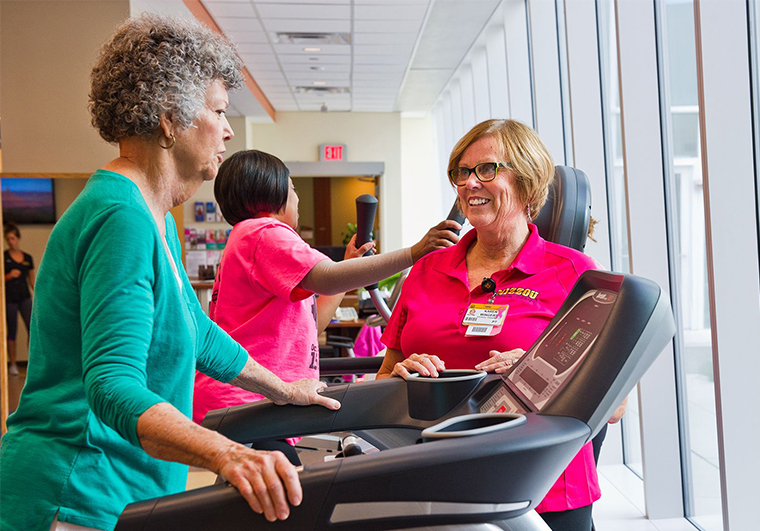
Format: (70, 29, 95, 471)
(274, 32, 351, 45)
(313, 81, 327, 86)
(304, 47, 322, 52)
(295, 86, 350, 94)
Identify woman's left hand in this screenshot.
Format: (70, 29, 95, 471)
(475, 349, 525, 374)
(344, 234, 375, 259)
(277, 379, 342, 410)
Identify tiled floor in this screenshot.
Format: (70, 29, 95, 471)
(595, 465, 697, 531)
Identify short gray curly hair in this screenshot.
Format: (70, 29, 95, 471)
(89, 13, 243, 143)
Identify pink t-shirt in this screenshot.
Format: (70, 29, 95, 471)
(381, 224, 601, 512)
(193, 217, 328, 425)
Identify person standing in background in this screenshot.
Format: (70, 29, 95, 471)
(4, 222, 34, 376)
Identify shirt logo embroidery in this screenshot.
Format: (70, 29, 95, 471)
(495, 286, 539, 300)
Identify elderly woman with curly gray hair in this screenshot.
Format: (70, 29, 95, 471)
(0, 14, 339, 531)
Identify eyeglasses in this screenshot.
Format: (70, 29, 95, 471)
(448, 162, 512, 186)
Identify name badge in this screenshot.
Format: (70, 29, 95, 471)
(462, 303, 508, 337)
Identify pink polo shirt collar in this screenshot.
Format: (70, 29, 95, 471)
(433, 223, 546, 290)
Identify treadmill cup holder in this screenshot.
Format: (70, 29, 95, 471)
(406, 370, 486, 421)
(421, 412, 527, 442)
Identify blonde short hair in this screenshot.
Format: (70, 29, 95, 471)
(448, 119, 554, 217)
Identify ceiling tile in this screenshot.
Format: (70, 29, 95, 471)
(286, 73, 351, 83)
(236, 43, 274, 54)
(240, 54, 281, 66)
(353, 0, 428, 5)
(354, 20, 423, 33)
(286, 63, 352, 73)
(203, 2, 257, 17)
(351, 79, 403, 88)
(279, 54, 351, 65)
(262, 19, 350, 33)
(256, 4, 350, 19)
(215, 16, 264, 32)
(272, 44, 350, 55)
(245, 62, 284, 74)
(255, 0, 350, 4)
(353, 55, 409, 66)
(354, 4, 428, 21)
(353, 32, 418, 45)
(224, 30, 270, 43)
(248, 70, 287, 81)
(354, 44, 414, 56)
(352, 64, 406, 73)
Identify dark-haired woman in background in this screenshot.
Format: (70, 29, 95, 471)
(193, 150, 461, 461)
(4, 222, 34, 376)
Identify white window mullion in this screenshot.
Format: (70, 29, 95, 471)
(504, 0, 534, 126)
(694, 1, 760, 529)
(616, 0, 684, 519)
(563, 0, 612, 268)
(528, 0, 567, 164)
(486, 23, 511, 118)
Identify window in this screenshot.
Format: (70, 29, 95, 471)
(659, 1, 723, 528)
(597, 0, 642, 476)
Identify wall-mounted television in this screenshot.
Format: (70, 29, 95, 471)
(1, 178, 56, 224)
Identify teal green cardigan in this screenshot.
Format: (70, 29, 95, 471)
(0, 170, 248, 531)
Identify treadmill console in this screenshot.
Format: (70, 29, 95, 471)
(478, 289, 618, 414)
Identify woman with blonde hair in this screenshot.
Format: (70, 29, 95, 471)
(378, 119, 611, 531)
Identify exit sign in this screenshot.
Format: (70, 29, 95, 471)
(320, 144, 346, 161)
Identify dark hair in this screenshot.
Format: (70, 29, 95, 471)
(4, 222, 20, 238)
(214, 150, 290, 225)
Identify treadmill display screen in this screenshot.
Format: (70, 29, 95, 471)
(507, 289, 617, 411)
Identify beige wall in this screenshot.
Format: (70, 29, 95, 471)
(0, 1, 127, 173)
(247, 112, 404, 250)
(399, 115, 454, 247)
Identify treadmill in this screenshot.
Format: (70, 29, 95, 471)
(116, 270, 675, 531)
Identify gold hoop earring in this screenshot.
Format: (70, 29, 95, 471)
(158, 133, 176, 149)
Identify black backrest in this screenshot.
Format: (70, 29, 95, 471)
(533, 166, 592, 252)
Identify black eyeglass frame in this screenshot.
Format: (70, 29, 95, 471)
(447, 162, 513, 186)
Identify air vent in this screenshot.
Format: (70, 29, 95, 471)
(295, 86, 350, 94)
(274, 32, 351, 45)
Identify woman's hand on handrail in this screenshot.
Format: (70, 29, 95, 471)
(275, 378, 342, 410)
(475, 349, 526, 374)
(377, 348, 446, 379)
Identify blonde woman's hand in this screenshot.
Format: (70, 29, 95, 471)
(391, 353, 446, 379)
(475, 349, 525, 374)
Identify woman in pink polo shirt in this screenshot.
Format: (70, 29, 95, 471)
(377, 119, 623, 531)
(194, 149, 460, 463)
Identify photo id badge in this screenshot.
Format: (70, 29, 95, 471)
(463, 304, 508, 337)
